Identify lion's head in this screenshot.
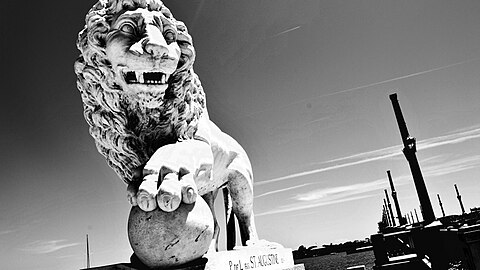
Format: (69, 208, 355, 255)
(74, 0, 206, 183)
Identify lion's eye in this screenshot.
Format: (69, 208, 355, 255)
(164, 30, 176, 44)
(120, 24, 136, 35)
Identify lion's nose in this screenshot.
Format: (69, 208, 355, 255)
(143, 24, 169, 57)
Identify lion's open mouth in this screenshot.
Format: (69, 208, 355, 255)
(123, 71, 170, 85)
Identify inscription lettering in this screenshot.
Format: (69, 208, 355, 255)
(228, 253, 280, 269)
(229, 259, 244, 270)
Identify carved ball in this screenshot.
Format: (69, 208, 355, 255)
(127, 197, 214, 268)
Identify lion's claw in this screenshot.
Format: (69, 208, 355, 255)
(180, 174, 197, 204)
(182, 187, 196, 204)
(156, 173, 182, 212)
(136, 175, 158, 212)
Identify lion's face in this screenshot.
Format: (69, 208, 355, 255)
(75, 0, 206, 182)
(105, 8, 181, 103)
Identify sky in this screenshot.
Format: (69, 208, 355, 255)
(1, 0, 480, 269)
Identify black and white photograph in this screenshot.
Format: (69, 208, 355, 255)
(1, 1, 480, 269)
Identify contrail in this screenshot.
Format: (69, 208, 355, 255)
(270, 26, 301, 38)
(255, 183, 315, 198)
(314, 57, 480, 99)
(256, 155, 480, 215)
(255, 152, 398, 186)
(189, 0, 205, 32)
(241, 56, 480, 119)
(255, 125, 480, 186)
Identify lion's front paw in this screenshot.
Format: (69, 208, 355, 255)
(128, 168, 199, 212)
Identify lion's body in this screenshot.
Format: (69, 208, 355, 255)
(75, 0, 258, 251)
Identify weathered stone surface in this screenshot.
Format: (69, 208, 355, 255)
(128, 198, 214, 268)
(75, 0, 262, 267)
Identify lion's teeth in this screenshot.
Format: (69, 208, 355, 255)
(125, 71, 136, 83)
(124, 71, 170, 84)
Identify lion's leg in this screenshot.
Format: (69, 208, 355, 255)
(227, 167, 258, 246)
(202, 190, 220, 252)
(223, 188, 236, 250)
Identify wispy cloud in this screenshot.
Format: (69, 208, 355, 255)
(256, 153, 480, 216)
(257, 194, 379, 217)
(256, 125, 480, 186)
(418, 127, 480, 150)
(55, 254, 77, 259)
(423, 155, 480, 177)
(293, 179, 387, 202)
(255, 150, 398, 186)
(326, 126, 480, 164)
(19, 240, 80, 254)
(255, 183, 316, 199)
(256, 177, 403, 217)
(0, 229, 16, 236)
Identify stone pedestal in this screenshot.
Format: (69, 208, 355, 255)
(82, 247, 305, 270)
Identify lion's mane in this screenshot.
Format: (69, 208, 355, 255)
(74, 0, 206, 183)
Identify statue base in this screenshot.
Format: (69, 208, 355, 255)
(82, 247, 305, 270)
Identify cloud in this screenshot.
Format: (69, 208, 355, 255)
(256, 125, 480, 186)
(256, 153, 480, 216)
(19, 240, 80, 254)
(0, 229, 16, 236)
(254, 183, 316, 198)
(255, 151, 399, 186)
(55, 254, 77, 259)
(256, 177, 404, 217)
(325, 126, 480, 164)
(423, 155, 480, 177)
(418, 127, 480, 150)
(256, 194, 378, 217)
(270, 26, 302, 38)
(292, 179, 388, 202)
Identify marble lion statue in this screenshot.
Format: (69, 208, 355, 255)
(74, 0, 259, 252)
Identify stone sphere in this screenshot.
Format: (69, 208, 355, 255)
(127, 197, 214, 268)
